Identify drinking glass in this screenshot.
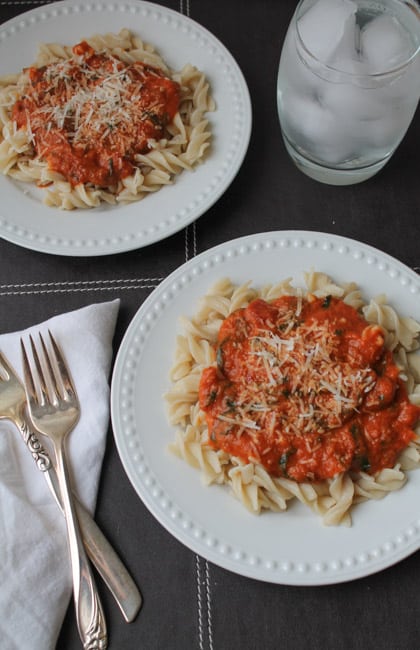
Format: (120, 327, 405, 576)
(277, 0, 420, 185)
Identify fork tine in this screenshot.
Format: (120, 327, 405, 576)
(20, 338, 38, 406)
(48, 330, 77, 402)
(29, 334, 51, 407)
(39, 331, 63, 401)
(0, 349, 13, 377)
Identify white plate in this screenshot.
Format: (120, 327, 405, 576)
(111, 231, 420, 585)
(0, 1, 251, 256)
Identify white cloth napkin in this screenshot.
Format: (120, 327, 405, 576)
(0, 299, 120, 650)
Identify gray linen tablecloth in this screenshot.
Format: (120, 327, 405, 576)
(0, 1, 419, 648)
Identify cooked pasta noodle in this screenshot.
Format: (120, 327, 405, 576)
(0, 28, 214, 209)
(165, 273, 420, 526)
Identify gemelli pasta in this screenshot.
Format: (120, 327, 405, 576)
(165, 273, 420, 526)
(0, 28, 214, 209)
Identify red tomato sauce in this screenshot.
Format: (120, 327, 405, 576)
(12, 41, 180, 187)
(198, 295, 420, 483)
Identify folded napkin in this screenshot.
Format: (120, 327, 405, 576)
(0, 299, 120, 650)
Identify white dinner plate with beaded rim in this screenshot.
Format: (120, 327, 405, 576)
(0, 0, 251, 256)
(111, 231, 420, 585)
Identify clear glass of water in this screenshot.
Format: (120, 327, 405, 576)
(277, 0, 420, 185)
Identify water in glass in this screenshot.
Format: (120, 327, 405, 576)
(277, 0, 420, 184)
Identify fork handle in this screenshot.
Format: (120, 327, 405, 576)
(16, 414, 141, 622)
(74, 500, 142, 623)
(50, 471, 142, 623)
(55, 441, 108, 649)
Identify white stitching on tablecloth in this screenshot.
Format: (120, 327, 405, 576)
(0, 285, 159, 296)
(185, 221, 198, 262)
(185, 225, 190, 262)
(205, 560, 214, 650)
(0, 278, 163, 287)
(195, 555, 214, 650)
(179, 0, 190, 17)
(0, 278, 162, 296)
(192, 221, 197, 257)
(196, 555, 205, 650)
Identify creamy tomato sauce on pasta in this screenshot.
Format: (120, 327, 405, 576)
(199, 295, 420, 482)
(12, 40, 180, 187)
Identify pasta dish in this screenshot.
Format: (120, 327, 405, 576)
(0, 29, 214, 209)
(165, 273, 420, 526)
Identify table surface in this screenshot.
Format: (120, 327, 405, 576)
(1, 1, 419, 649)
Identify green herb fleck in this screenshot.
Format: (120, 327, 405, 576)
(350, 423, 360, 439)
(225, 398, 236, 412)
(322, 295, 332, 308)
(353, 453, 371, 472)
(279, 448, 296, 476)
(216, 346, 224, 371)
(206, 390, 217, 407)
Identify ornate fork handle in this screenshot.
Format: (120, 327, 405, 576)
(55, 440, 107, 649)
(15, 409, 141, 623)
(19, 416, 52, 472)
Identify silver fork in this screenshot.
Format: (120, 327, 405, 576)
(0, 349, 141, 623)
(21, 331, 108, 650)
